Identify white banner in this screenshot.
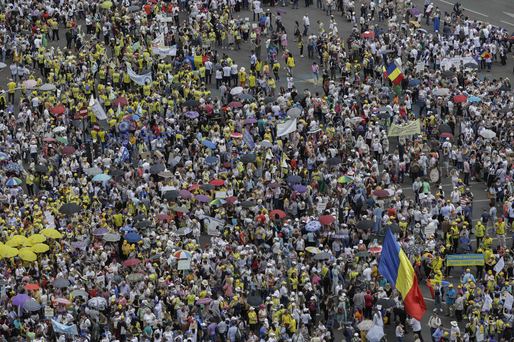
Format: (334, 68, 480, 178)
(152, 46, 177, 56)
(277, 118, 297, 137)
(388, 119, 421, 137)
(494, 257, 505, 274)
(127, 65, 152, 86)
(89, 96, 107, 121)
(440, 56, 478, 70)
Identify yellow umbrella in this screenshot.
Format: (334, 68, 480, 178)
(18, 248, 37, 262)
(5, 235, 28, 247)
(31, 243, 50, 253)
(100, 0, 113, 9)
(29, 234, 47, 244)
(0, 245, 18, 258)
(40, 228, 63, 239)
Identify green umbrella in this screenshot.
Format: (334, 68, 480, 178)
(101, 0, 113, 9)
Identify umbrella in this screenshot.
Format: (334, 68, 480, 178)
(110, 169, 125, 177)
(176, 227, 192, 235)
(245, 117, 257, 124)
(112, 96, 128, 107)
(453, 94, 467, 103)
(196, 297, 212, 305)
(185, 111, 199, 119)
(126, 273, 145, 282)
(417, 28, 428, 34)
(163, 190, 179, 201)
(360, 30, 375, 39)
(158, 170, 173, 178)
(123, 258, 141, 267)
(292, 184, 307, 193)
(480, 129, 496, 139)
(0, 152, 9, 161)
(59, 203, 81, 215)
(62, 145, 76, 155)
(376, 298, 396, 309)
(260, 140, 273, 148)
(200, 184, 214, 191)
(356, 220, 374, 230)
(71, 290, 89, 299)
(88, 297, 107, 309)
(103, 233, 121, 242)
(326, 157, 342, 166)
(0, 245, 18, 258)
(237, 93, 255, 101)
(319, 215, 335, 225)
(31, 243, 50, 253)
(231, 132, 243, 139)
(287, 107, 302, 118)
(6, 177, 22, 187)
(23, 79, 37, 89)
(12, 294, 31, 307)
(440, 132, 453, 139)
(241, 153, 256, 163)
(92, 173, 112, 182)
(4, 162, 23, 174)
(71, 240, 89, 249)
(408, 79, 421, 87)
(179, 189, 193, 199)
(50, 104, 66, 115)
(409, 7, 420, 16)
(39, 83, 56, 91)
(184, 99, 199, 107)
(128, 5, 140, 12)
(124, 231, 141, 243)
(202, 140, 217, 150)
(205, 156, 218, 165)
(357, 319, 374, 331)
(305, 220, 322, 232)
(156, 213, 172, 222)
(313, 252, 332, 260)
(196, 194, 211, 203)
(268, 182, 280, 189)
(468, 95, 481, 103)
(432, 88, 449, 96)
(149, 164, 165, 174)
(287, 175, 302, 184)
(53, 298, 71, 306)
(337, 175, 353, 184)
(174, 250, 192, 259)
(230, 86, 244, 95)
(247, 295, 263, 307)
(173, 206, 189, 213)
(92, 227, 109, 236)
(225, 196, 238, 205)
(134, 219, 152, 229)
(228, 101, 243, 109)
(269, 209, 286, 219)
(6, 235, 28, 247)
(18, 247, 37, 262)
(53, 278, 71, 288)
(438, 123, 452, 133)
(100, 0, 113, 9)
(34, 164, 48, 173)
(241, 200, 257, 208)
(23, 299, 41, 312)
(263, 96, 275, 104)
(209, 179, 225, 186)
(305, 246, 321, 254)
(372, 189, 391, 198)
(24, 283, 40, 291)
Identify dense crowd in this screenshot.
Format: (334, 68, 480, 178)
(0, 0, 512, 341)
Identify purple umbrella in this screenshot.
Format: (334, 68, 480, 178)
(179, 189, 193, 199)
(245, 118, 257, 124)
(196, 297, 212, 305)
(12, 293, 31, 306)
(195, 194, 211, 203)
(409, 7, 420, 16)
(71, 240, 89, 249)
(93, 227, 108, 236)
(185, 111, 199, 119)
(292, 184, 307, 193)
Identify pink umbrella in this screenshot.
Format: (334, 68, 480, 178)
(123, 258, 141, 267)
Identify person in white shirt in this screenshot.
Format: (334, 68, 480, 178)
(409, 317, 422, 340)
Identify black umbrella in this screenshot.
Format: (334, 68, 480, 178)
(135, 220, 152, 229)
(163, 190, 179, 201)
(313, 252, 332, 260)
(53, 278, 71, 288)
(263, 97, 275, 104)
(356, 251, 370, 257)
(438, 124, 452, 133)
(201, 184, 214, 191)
(241, 153, 256, 163)
(34, 164, 48, 173)
(326, 157, 342, 166)
(59, 203, 82, 215)
(149, 164, 165, 174)
(237, 93, 255, 101)
(241, 200, 257, 208)
(376, 298, 396, 309)
(184, 99, 199, 107)
(287, 175, 302, 184)
(247, 295, 263, 307)
(356, 220, 374, 230)
(133, 214, 146, 222)
(110, 169, 125, 177)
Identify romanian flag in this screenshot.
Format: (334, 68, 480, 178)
(480, 51, 492, 60)
(385, 63, 404, 85)
(378, 229, 426, 320)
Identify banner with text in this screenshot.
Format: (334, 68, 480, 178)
(388, 119, 421, 137)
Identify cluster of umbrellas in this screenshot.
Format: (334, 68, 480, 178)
(0, 229, 62, 261)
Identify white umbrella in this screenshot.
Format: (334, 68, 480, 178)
(230, 87, 244, 95)
(480, 129, 496, 139)
(357, 319, 374, 331)
(432, 88, 449, 96)
(52, 126, 66, 133)
(23, 79, 37, 89)
(88, 297, 107, 310)
(287, 107, 302, 118)
(39, 83, 56, 91)
(0, 62, 6, 69)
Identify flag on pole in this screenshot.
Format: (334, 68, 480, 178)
(378, 229, 426, 321)
(385, 63, 404, 85)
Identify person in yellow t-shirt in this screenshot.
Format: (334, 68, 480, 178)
(7, 79, 16, 104)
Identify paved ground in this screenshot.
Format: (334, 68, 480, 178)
(0, 1, 512, 340)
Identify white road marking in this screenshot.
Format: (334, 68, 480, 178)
(424, 297, 435, 302)
(436, 0, 489, 17)
(500, 20, 514, 27)
(504, 12, 514, 18)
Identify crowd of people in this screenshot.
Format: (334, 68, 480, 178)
(0, 0, 512, 341)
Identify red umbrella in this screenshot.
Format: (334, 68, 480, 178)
(231, 132, 243, 138)
(156, 213, 172, 222)
(269, 209, 286, 219)
(62, 145, 76, 155)
(440, 132, 453, 139)
(319, 215, 336, 225)
(50, 104, 66, 115)
(113, 96, 128, 107)
(123, 258, 141, 267)
(360, 31, 375, 39)
(225, 196, 238, 204)
(188, 183, 200, 191)
(453, 95, 467, 103)
(209, 179, 225, 186)
(228, 101, 243, 109)
(372, 189, 391, 198)
(53, 298, 71, 305)
(24, 283, 40, 291)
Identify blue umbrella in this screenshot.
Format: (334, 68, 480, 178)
(305, 220, 322, 232)
(202, 140, 216, 150)
(92, 174, 112, 182)
(5, 177, 22, 187)
(185, 111, 199, 119)
(292, 184, 307, 193)
(118, 121, 130, 132)
(0, 152, 9, 161)
(468, 96, 481, 103)
(408, 79, 421, 87)
(205, 156, 218, 165)
(125, 231, 141, 243)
